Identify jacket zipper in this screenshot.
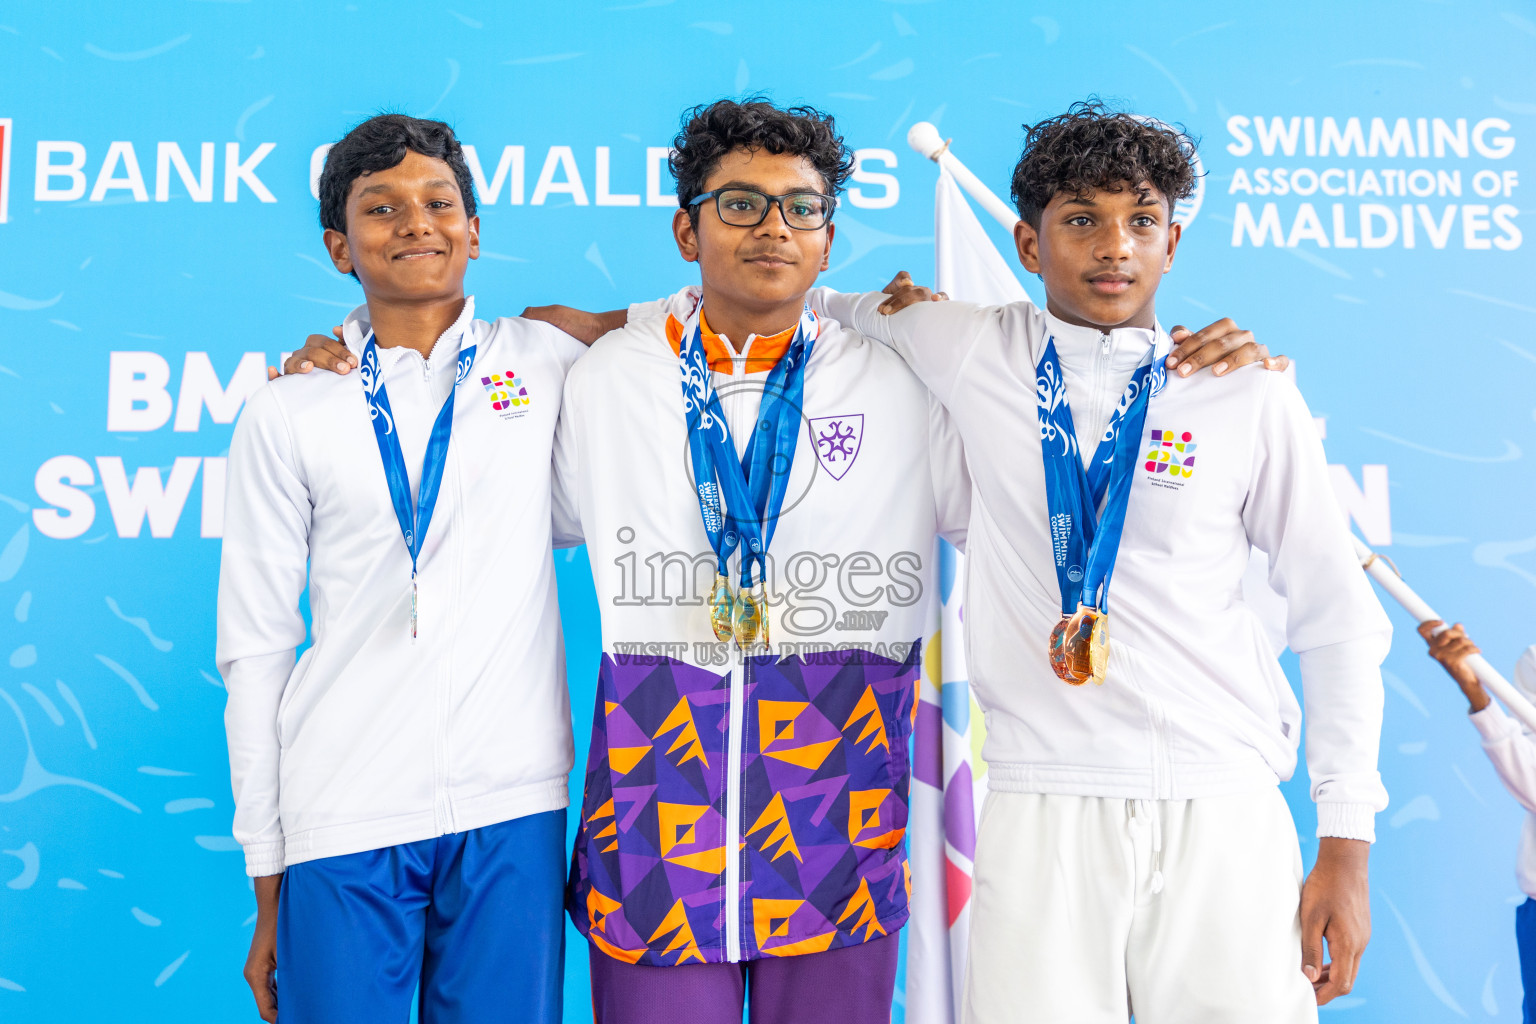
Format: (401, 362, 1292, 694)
(724, 655, 746, 961)
(721, 335, 754, 963)
(1090, 331, 1111, 454)
(1095, 332, 1173, 797)
(422, 348, 455, 836)
(440, 399, 464, 836)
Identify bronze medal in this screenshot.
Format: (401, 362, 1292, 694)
(1087, 610, 1109, 685)
(1049, 604, 1106, 686)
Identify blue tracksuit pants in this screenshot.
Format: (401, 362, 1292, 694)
(275, 809, 566, 1024)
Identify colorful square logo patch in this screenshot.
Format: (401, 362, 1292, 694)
(1145, 429, 1196, 488)
(481, 370, 530, 419)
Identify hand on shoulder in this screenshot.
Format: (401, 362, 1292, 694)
(1165, 318, 1287, 379)
(521, 305, 628, 345)
(877, 270, 949, 315)
(267, 326, 356, 380)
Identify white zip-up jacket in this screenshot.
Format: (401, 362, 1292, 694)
(814, 289, 1391, 842)
(557, 286, 969, 966)
(217, 297, 584, 877)
(1468, 647, 1536, 896)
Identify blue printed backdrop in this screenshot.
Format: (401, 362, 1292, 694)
(2, 1, 1534, 1020)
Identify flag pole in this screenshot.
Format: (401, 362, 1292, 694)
(907, 122, 1020, 234)
(1353, 535, 1536, 733)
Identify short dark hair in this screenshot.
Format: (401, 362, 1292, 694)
(669, 98, 855, 221)
(1010, 100, 1197, 227)
(318, 114, 477, 233)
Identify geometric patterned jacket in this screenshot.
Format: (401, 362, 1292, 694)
(557, 290, 969, 965)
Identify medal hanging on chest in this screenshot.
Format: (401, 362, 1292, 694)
(360, 330, 477, 639)
(1036, 333, 1164, 685)
(679, 302, 818, 650)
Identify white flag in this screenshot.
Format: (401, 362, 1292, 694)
(905, 165, 1031, 1024)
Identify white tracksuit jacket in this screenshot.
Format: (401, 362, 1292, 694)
(217, 297, 584, 876)
(814, 289, 1392, 842)
(1468, 647, 1536, 896)
(557, 286, 971, 965)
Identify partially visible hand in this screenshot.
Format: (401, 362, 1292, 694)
(1418, 620, 1489, 710)
(244, 873, 282, 1023)
(1300, 837, 1371, 1005)
(876, 271, 948, 315)
(268, 326, 355, 378)
(521, 305, 626, 345)
(1165, 318, 1287, 378)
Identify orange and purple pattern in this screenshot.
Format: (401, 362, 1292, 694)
(568, 647, 920, 965)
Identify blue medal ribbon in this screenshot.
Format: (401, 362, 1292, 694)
(1036, 333, 1166, 617)
(359, 329, 478, 638)
(679, 304, 819, 592)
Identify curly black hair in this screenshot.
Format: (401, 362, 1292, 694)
(319, 113, 477, 234)
(1010, 100, 1197, 227)
(669, 97, 855, 221)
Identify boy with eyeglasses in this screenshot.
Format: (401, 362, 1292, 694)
(550, 98, 969, 1024)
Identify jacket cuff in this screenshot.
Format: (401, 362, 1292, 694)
(1471, 701, 1518, 743)
(1316, 802, 1377, 843)
(242, 839, 286, 878)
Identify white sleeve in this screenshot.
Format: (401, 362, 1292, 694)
(806, 288, 993, 408)
(535, 318, 591, 372)
(1242, 372, 1392, 843)
(528, 320, 586, 548)
(628, 296, 671, 323)
(1469, 701, 1536, 814)
(629, 285, 700, 327)
(215, 385, 311, 877)
(551, 367, 584, 548)
(928, 395, 971, 552)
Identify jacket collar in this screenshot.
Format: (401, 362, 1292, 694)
(342, 296, 477, 372)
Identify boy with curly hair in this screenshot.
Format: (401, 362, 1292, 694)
(552, 97, 969, 1024)
(817, 101, 1391, 1022)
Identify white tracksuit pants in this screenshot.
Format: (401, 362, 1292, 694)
(964, 788, 1319, 1024)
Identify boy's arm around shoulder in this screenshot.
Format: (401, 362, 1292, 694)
(217, 383, 311, 878)
(547, 327, 590, 550)
(928, 395, 972, 553)
(808, 279, 995, 408)
(1241, 370, 1391, 839)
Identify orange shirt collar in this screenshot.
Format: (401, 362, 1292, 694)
(665, 308, 799, 374)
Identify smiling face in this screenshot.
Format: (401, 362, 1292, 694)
(1013, 181, 1181, 331)
(323, 149, 479, 304)
(672, 147, 835, 333)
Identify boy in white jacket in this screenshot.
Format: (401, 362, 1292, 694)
(218, 115, 585, 1024)
(1423, 621, 1536, 1024)
(816, 101, 1391, 1022)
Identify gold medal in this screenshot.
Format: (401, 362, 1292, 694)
(709, 573, 734, 643)
(1049, 604, 1107, 686)
(733, 583, 765, 649)
(756, 583, 770, 648)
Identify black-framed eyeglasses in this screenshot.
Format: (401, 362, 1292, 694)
(688, 188, 837, 230)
